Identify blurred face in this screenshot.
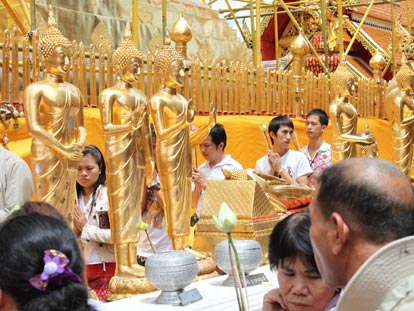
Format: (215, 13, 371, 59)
(272, 125, 293, 151)
(47, 45, 70, 74)
(305, 115, 326, 140)
(121, 57, 142, 83)
(308, 185, 338, 288)
(199, 135, 223, 166)
(77, 154, 101, 191)
(277, 256, 335, 311)
(167, 59, 185, 87)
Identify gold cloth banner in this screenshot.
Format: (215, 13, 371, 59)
(6, 108, 394, 169)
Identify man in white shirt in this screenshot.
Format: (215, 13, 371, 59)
(192, 124, 243, 219)
(300, 109, 331, 188)
(256, 116, 312, 185)
(0, 146, 34, 221)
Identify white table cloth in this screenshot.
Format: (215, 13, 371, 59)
(105, 265, 278, 311)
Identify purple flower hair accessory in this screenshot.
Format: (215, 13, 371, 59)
(29, 249, 82, 291)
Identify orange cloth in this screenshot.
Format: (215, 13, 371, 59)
(5, 108, 393, 170)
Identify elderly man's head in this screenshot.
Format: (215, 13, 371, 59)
(308, 157, 414, 288)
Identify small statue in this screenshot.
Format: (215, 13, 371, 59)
(329, 62, 376, 163)
(390, 57, 414, 176)
(149, 41, 215, 250)
(99, 22, 155, 282)
(24, 5, 87, 223)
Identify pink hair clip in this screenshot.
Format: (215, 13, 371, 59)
(29, 249, 82, 291)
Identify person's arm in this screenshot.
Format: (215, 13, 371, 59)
(4, 155, 34, 210)
(100, 90, 134, 136)
(294, 153, 313, 186)
(24, 85, 83, 160)
(77, 188, 111, 243)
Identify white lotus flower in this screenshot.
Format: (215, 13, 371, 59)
(213, 202, 237, 233)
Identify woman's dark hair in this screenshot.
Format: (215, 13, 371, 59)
(0, 214, 95, 311)
(76, 145, 106, 199)
(268, 211, 316, 270)
(9, 201, 68, 225)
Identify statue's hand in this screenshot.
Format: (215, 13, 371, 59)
(63, 144, 83, 161)
(365, 133, 376, 145)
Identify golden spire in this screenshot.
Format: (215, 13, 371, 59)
(113, 21, 144, 71)
(39, 5, 71, 60)
(369, 51, 385, 71)
(290, 32, 310, 57)
(170, 15, 192, 44)
(170, 14, 192, 60)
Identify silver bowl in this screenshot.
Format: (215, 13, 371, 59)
(214, 239, 262, 286)
(145, 250, 199, 305)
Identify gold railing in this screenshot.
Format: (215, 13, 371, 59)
(1, 27, 389, 118)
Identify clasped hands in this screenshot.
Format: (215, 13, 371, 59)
(192, 167, 207, 190)
(73, 204, 87, 236)
(267, 150, 282, 175)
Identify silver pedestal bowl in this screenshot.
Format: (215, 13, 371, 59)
(214, 239, 262, 287)
(145, 250, 199, 305)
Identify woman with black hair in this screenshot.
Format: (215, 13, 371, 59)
(263, 212, 339, 311)
(0, 213, 99, 311)
(74, 145, 115, 301)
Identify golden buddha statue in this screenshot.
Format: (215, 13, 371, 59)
(329, 62, 376, 163)
(99, 22, 155, 279)
(24, 5, 87, 223)
(149, 42, 215, 250)
(390, 57, 414, 176)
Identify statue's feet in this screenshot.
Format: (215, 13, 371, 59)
(117, 264, 145, 278)
(108, 276, 156, 301)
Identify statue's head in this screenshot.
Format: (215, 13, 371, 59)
(154, 41, 185, 87)
(39, 5, 71, 73)
(395, 58, 414, 92)
(331, 62, 355, 98)
(113, 21, 144, 82)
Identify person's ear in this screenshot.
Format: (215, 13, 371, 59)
(218, 142, 225, 151)
(330, 212, 349, 255)
(321, 124, 327, 132)
(269, 131, 276, 139)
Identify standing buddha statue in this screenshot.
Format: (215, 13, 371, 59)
(391, 56, 414, 176)
(99, 22, 155, 281)
(329, 62, 376, 163)
(149, 43, 192, 250)
(24, 5, 87, 223)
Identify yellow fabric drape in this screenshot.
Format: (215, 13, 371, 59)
(6, 108, 393, 170)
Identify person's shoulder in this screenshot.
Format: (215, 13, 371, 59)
(1, 148, 27, 165)
(224, 155, 243, 168)
(256, 154, 268, 163)
(321, 141, 331, 150)
(198, 161, 209, 169)
(288, 149, 308, 159)
(88, 299, 109, 311)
